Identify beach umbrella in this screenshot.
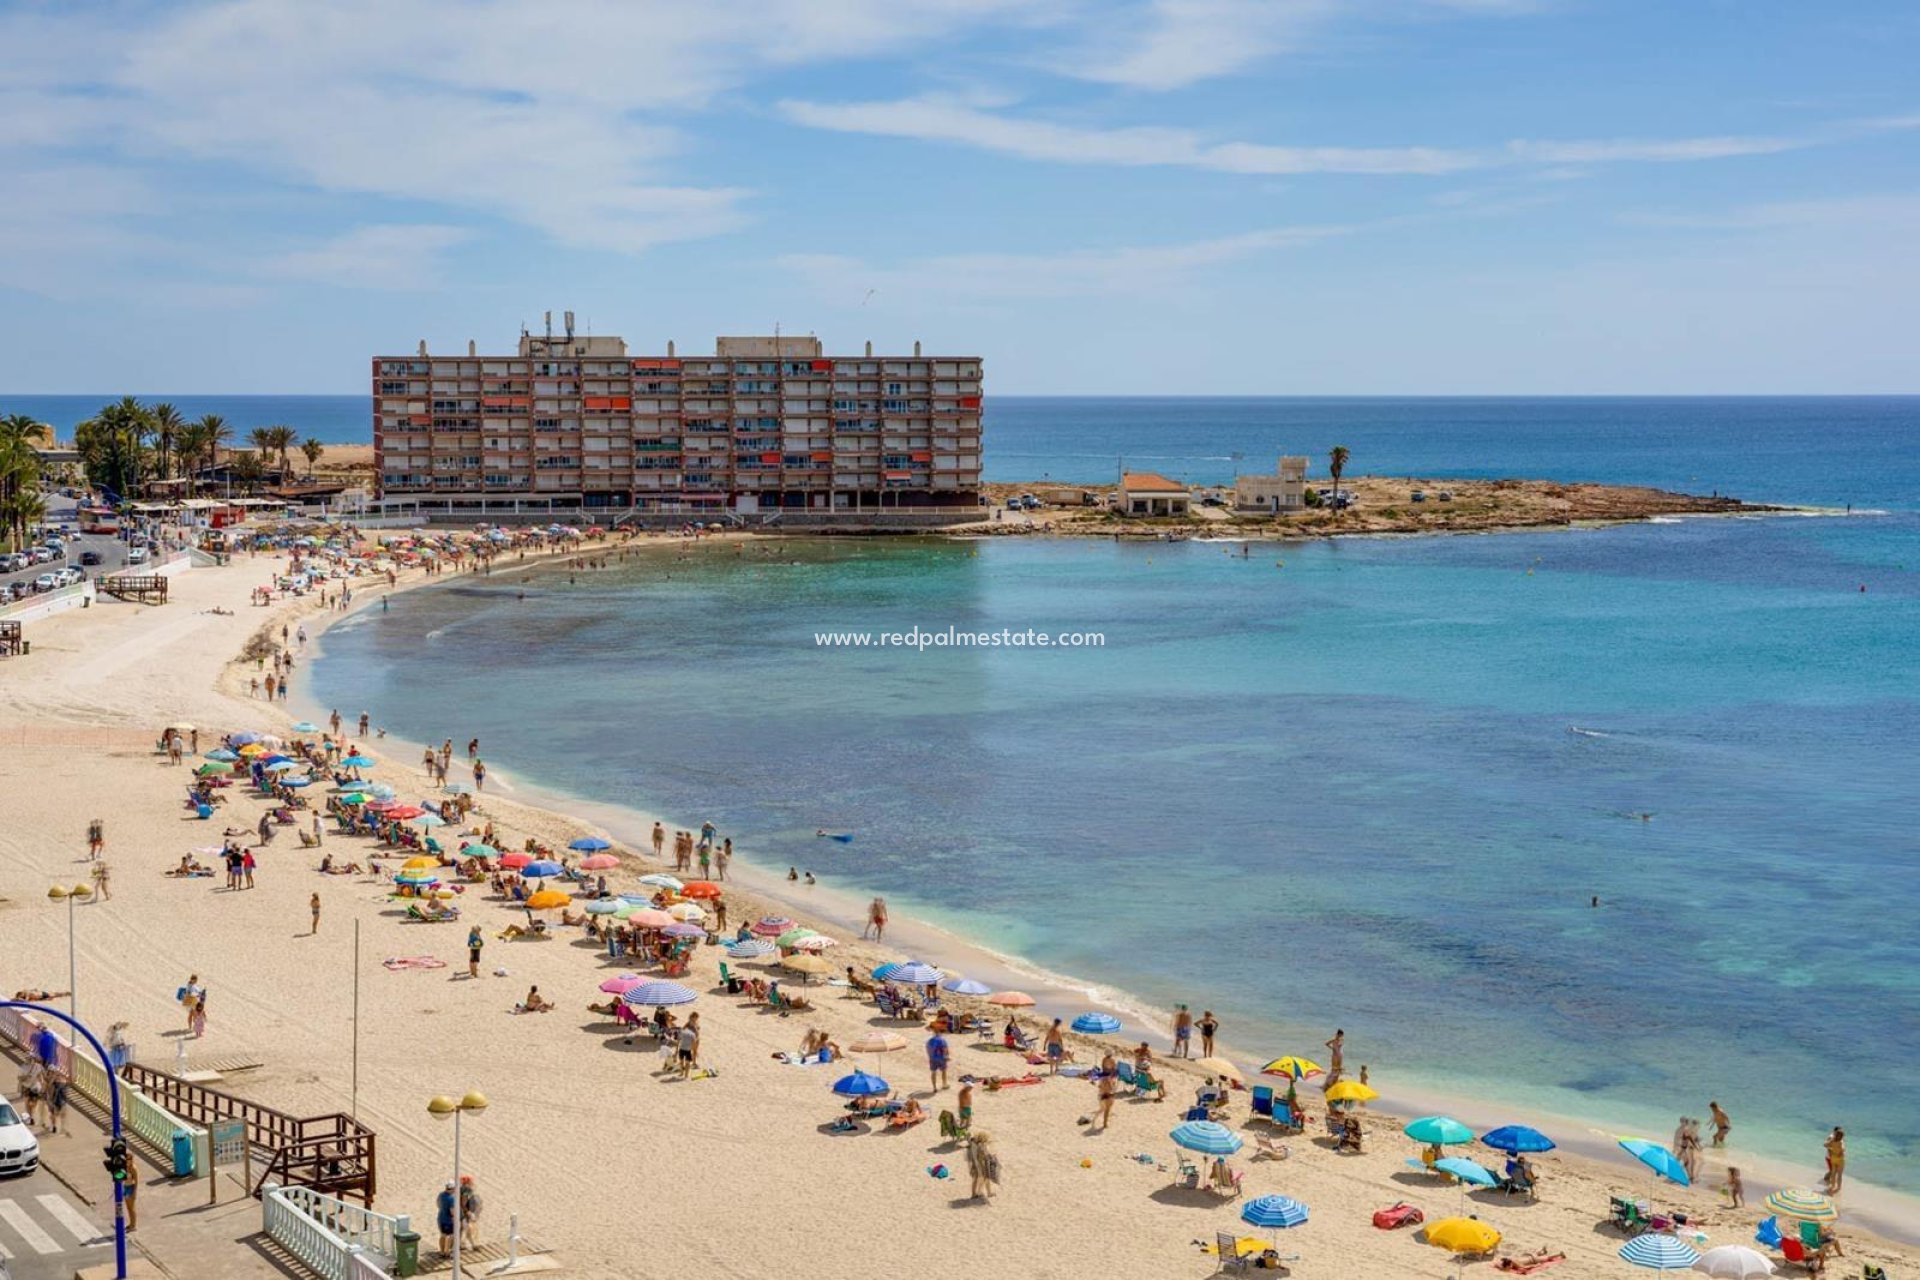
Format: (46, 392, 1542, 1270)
(499, 852, 533, 869)
(413, 813, 445, 827)
(679, 881, 723, 900)
(1619, 1138, 1691, 1186)
(1434, 1157, 1498, 1187)
(205, 748, 239, 762)
(195, 763, 231, 776)
(383, 805, 425, 819)
(461, 844, 498, 859)
(781, 954, 830, 981)
(1325, 1080, 1378, 1103)
(283, 776, 312, 788)
(750, 916, 796, 937)
(524, 889, 572, 910)
(621, 981, 697, 1007)
(1071, 1012, 1122, 1035)
(727, 938, 775, 959)
(291, 721, 320, 733)
(638, 874, 684, 891)
(846, 1031, 907, 1056)
(568, 837, 612, 852)
(260, 753, 292, 766)
(1170, 1120, 1243, 1156)
(1481, 1125, 1556, 1154)
(887, 962, 944, 986)
(443, 783, 471, 795)
(776, 927, 820, 948)
(1621, 1235, 1701, 1270)
(230, 733, 261, 745)
(626, 909, 677, 929)
(577, 854, 619, 871)
(871, 962, 903, 982)
(1691, 1245, 1776, 1277)
(1240, 1195, 1309, 1231)
(264, 761, 303, 773)
(237, 743, 267, 756)
(402, 856, 439, 870)
(599, 974, 646, 994)
(367, 784, 396, 800)
(987, 991, 1035, 1007)
(523, 860, 562, 878)
(341, 755, 374, 767)
(1761, 1188, 1836, 1224)
(1406, 1116, 1475, 1146)
(831, 1070, 889, 1098)
(1194, 1056, 1246, 1084)
(941, 977, 991, 996)
(667, 903, 706, 923)
(661, 922, 706, 939)
(338, 792, 369, 805)
(792, 934, 837, 952)
(1260, 1056, 1323, 1080)
(1425, 1218, 1501, 1255)
(585, 899, 624, 916)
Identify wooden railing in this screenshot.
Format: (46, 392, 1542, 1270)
(121, 1063, 376, 1204)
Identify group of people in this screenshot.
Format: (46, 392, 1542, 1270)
(653, 820, 729, 879)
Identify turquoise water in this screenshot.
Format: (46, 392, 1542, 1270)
(308, 400, 1920, 1194)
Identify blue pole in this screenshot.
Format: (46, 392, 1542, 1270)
(2, 1000, 128, 1279)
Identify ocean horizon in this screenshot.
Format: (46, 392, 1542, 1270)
(304, 397, 1920, 1198)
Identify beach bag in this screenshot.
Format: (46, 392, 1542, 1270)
(1373, 1203, 1423, 1230)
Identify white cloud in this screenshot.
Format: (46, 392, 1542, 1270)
(1058, 0, 1335, 91)
(264, 225, 475, 290)
(1507, 136, 1803, 164)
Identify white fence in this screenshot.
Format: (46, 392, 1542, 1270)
(0, 579, 93, 623)
(262, 1183, 399, 1280)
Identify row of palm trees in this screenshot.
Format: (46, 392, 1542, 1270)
(1, 414, 52, 552)
(63, 397, 326, 501)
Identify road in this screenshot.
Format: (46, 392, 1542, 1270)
(1, 493, 135, 599)
(0, 1164, 115, 1280)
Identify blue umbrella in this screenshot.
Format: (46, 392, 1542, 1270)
(522, 860, 562, 878)
(727, 938, 775, 959)
(1481, 1125, 1556, 1154)
(291, 721, 320, 733)
(1405, 1115, 1475, 1146)
(265, 760, 301, 772)
(1619, 1235, 1700, 1270)
(941, 977, 991, 996)
(282, 776, 312, 788)
(569, 837, 611, 851)
(884, 962, 943, 986)
(871, 962, 902, 982)
(341, 755, 375, 768)
(1170, 1121, 1243, 1156)
(205, 748, 239, 762)
(1435, 1157, 1499, 1187)
(230, 733, 261, 745)
(831, 1070, 890, 1098)
(1618, 1138, 1690, 1186)
(620, 981, 698, 1007)
(1071, 1012, 1122, 1035)
(1241, 1195, 1309, 1230)
(260, 754, 291, 765)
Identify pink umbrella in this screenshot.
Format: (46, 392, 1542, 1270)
(626, 908, 676, 929)
(577, 854, 619, 871)
(383, 805, 425, 820)
(599, 974, 646, 994)
(749, 916, 797, 937)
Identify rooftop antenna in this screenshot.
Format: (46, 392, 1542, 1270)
(544, 310, 553, 345)
(564, 310, 575, 342)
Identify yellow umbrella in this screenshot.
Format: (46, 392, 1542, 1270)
(780, 954, 830, 977)
(1425, 1218, 1501, 1254)
(525, 889, 572, 910)
(237, 743, 267, 756)
(1326, 1080, 1379, 1103)
(402, 856, 439, 871)
(1260, 1056, 1323, 1080)
(1194, 1056, 1245, 1083)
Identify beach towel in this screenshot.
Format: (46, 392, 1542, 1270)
(382, 956, 448, 971)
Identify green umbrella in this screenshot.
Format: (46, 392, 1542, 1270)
(775, 927, 820, 948)
(195, 763, 230, 776)
(462, 844, 498, 858)
(338, 792, 369, 804)
(1405, 1115, 1475, 1146)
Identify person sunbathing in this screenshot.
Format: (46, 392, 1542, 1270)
(519, 986, 554, 1013)
(891, 1098, 927, 1125)
(317, 855, 364, 875)
(587, 998, 621, 1017)
(167, 856, 212, 877)
(743, 978, 770, 1002)
(559, 907, 587, 927)
(11, 988, 70, 1002)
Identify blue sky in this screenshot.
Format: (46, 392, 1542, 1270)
(0, 0, 1915, 394)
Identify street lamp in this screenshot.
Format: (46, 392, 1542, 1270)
(427, 1091, 488, 1278)
(46, 883, 92, 1021)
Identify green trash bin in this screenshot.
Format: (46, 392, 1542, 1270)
(391, 1229, 420, 1277)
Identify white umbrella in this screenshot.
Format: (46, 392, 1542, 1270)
(1692, 1246, 1776, 1278)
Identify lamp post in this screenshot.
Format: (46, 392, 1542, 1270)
(427, 1091, 488, 1278)
(46, 883, 92, 1022)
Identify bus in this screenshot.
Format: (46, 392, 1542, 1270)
(77, 505, 120, 535)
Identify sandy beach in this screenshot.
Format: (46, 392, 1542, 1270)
(2, 550, 1915, 1280)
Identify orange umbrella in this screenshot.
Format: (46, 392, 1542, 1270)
(525, 890, 572, 911)
(987, 991, 1035, 1007)
(679, 881, 723, 900)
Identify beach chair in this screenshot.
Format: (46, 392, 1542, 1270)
(1249, 1086, 1275, 1124)
(1214, 1231, 1253, 1275)
(1183, 1105, 1211, 1122)
(1797, 1220, 1839, 1259)
(1252, 1134, 1289, 1162)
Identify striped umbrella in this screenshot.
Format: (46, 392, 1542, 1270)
(1240, 1195, 1309, 1230)
(885, 962, 943, 986)
(1071, 1012, 1122, 1035)
(661, 922, 705, 939)
(750, 916, 796, 937)
(620, 981, 698, 1007)
(871, 963, 903, 982)
(1260, 1056, 1323, 1080)
(727, 938, 775, 959)
(941, 977, 991, 996)
(1620, 1235, 1701, 1270)
(1170, 1120, 1243, 1156)
(776, 927, 820, 948)
(792, 934, 838, 952)
(1761, 1188, 1837, 1224)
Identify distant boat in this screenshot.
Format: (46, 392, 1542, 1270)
(816, 830, 855, 844)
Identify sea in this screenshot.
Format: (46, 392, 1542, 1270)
(31, 392, 1914, 1196)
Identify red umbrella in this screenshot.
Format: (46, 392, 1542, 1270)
(680, 881, 723, 900)
(578, 854, 619, 871)
(383, 805, 425, 820)
(499, 852, 533, 869)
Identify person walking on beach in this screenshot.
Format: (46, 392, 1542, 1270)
(310, 892, 322, 935)
(358, 711, 370, 737)
(1724, 1166, 1745, 1209)
(928, 1028, 950, 1091)
(717, 837, 731, 880)
(1198, 1009, 1219, 1058)
(1824, 1127, 1846, 1193)
(651, 822, 664, 859)
(1325, 1029, 1346, 1080)
(458, 1176, 481, 1250)
(865, 897, 888, 941)
(92, 860, 111, 900)
(1171, 1005, 1192, 1058)
(467, 738, 479, 760)
(1096, 1053, 1118, 1130)
(472, 759, 486, 792)
(1709, 1100, 1731, 1148)
(697, 841, 711, 879)
(1042, 1018, 1068, 1073)
(677, 1012, 701, 1079)
(190, 990, 208, 1039)
(436, 1181, 458, 1256)
(265, 672, 277, 701)
(242, 848, 257, 889)
(87, 818, 104, 861)
(330, 709, 342, 738)
(966, 1132, 997, 1201)
(467, 925, 483, 979)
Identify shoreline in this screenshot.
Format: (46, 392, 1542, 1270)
(291, 538, 1920, 1246)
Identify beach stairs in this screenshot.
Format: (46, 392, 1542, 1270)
(99, 573, 169, 604)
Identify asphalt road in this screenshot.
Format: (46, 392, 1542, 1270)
(0, 1162, 115, 1280)
(1, 495, 138, 599)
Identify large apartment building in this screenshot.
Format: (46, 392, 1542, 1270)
(372, 327, 983, 513)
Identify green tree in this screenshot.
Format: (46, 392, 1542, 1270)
(0, 413, 51, 551)
(1328, 445, 1350, 513)
(265, 425, 298, 479)
(197, 414, 232, 490)
(230, 451, 266, 495)
(74, 397, 151, 500)
(149, 402, 184, 487)
(300, 437, 325, 478)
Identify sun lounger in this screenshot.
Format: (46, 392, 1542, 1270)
(1214, 1231, 1254, 1275)
(1252, 1134, 1289, 1161)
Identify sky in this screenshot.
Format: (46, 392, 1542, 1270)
(0, 0, 1916, 395)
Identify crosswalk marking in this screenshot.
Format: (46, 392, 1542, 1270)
(0, 1200, 59, 1254)
(36, 1194, 100, 1245)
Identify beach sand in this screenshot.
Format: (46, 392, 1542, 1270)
(2, 552, 1914, 1280)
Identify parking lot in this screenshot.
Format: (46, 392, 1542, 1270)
(0, 496, 135, 606)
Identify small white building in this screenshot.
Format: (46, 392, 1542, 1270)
(1119, 472, 1190, 516)
(1235, 456, 1309, 513)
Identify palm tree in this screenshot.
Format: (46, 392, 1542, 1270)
(150, 402, 184, 489)
(300, 437, 325, 478)
(174, 422, 209, 499)
(75, 397, 151, 500)
(197, 414, 232, 488)
(230, 451, 266, 495)
(1328, 445, 1350, 513)
(0, 413, 51, 551)
(249, 426, 276, 461)
(266, 425, 298, 480)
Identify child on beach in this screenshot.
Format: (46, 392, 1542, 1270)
(1724, 1167, 1745, 1208)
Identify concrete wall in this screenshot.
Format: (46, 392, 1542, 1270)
(0, 580, 95, 624)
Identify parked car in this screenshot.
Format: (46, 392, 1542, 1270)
(0, 553, 21, 573)
(4, 582, 28, 602)
(80, 550, 101, 566)
(33, 572, 60, 592)
(1411, 490, 1427, 503)
(1005, 497, 1021, 510)
(126, 546, 149, 564)
(0, 1096, 40, 1176)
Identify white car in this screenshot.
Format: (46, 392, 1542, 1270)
(0, 1096, 39, 1176)
(126, 546, 149, 564)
